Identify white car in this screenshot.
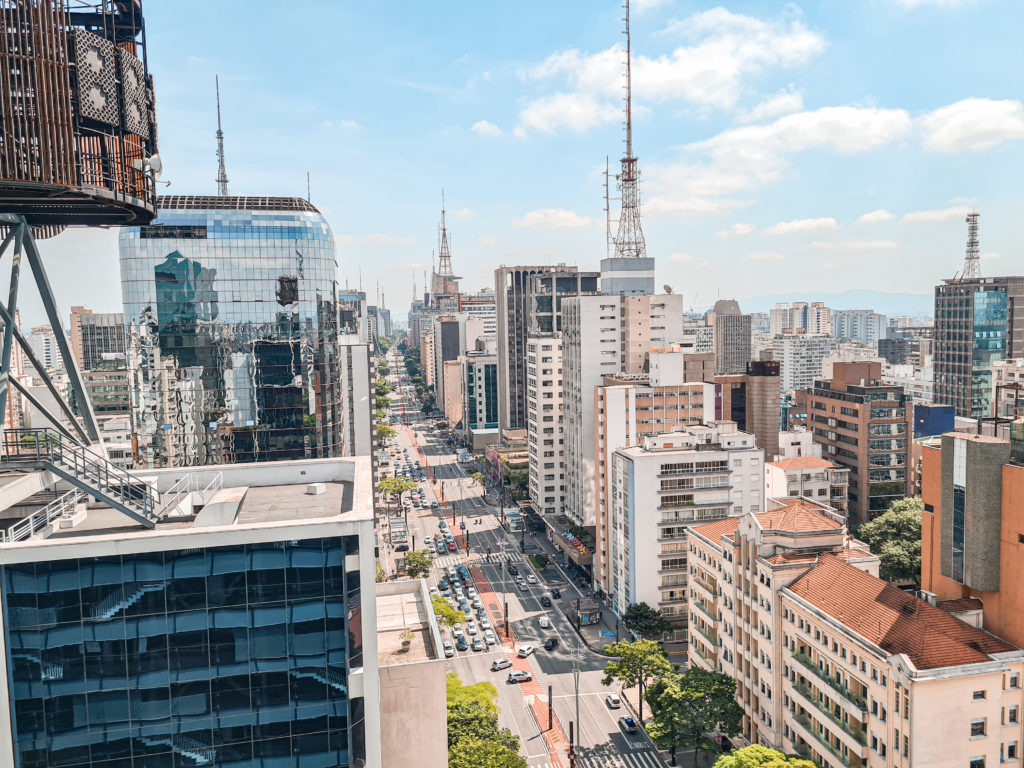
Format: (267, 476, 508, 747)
(452, 623, 464, 637)
(471, 597, 482, 609)
(526, 574, 537, 585)
(517, 645, 535, 658)
(443, 641, 455, 658)
(605, 693, 622, 709)
(466, 622, 478, 636)
(484, 629, 497, 646)
(479, 616, 493, 631)
(466, 587, 479, 599)
(491, 657, 512, 671)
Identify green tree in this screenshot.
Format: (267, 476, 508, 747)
(447, 700, 519, 751)
(375, 562, 385, 583)
(623, 602, 671, 641)
(375, 377, 393, 396)
(404, 548, 433, 579)
(646, 667, 744, 766)
(447, 673, 498, 710)
(377, 477, 416, 514)
(432, 596, 462, 627)
(376, 423, 396, 440)
(856, 496, 923, 583)
(713, 745, 820, 768)
(601, 639, 673, 724)
(376, 394, 391, 411)
(448, 738, 527, 768)
(470, 471, 485, 487)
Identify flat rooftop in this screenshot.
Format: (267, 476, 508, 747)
(376, 583, 439, 666)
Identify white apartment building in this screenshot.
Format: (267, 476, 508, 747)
(688, 503, 1024, 768)
(832, 309, 888, 344)
(608, 423, 763, 642)
(772, 334, 838, 394)
(770, 303, 831, 336)
(882, 360, 935, 404)
(764, 456, 850, 514)
(340, 335, 373, 457)
(991, 358, 1024, 418)
(563, 293, 685, 527)
(527, 336, 565, 515)
(776, 428, 823, 460)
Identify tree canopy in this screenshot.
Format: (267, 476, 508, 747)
(623, 602, 671, 641)
(446, 675, 525, 768)
(856, 496, 923, 583)
(376, 423, 396, 440)
(376, 394, 391, 411)
(374, 377, 392, 396)
(713, 745, 820, 768)
(448, 738, 527, 768)
(646, 667, 744, 763)
(432, 596, 462, 627)
(601, 639, 673, 723)
(404, 549, 433, 579)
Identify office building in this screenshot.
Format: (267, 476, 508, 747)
(563, 293, 684, 528)
(712, 300, 752, 376)
(421, 332, 435, 390)
(0, 454, 383, 768)
(26, 325, 62, 375)
(609, 424, 763, 642)
(715, 361, 782, 460)
(458, 290, 497, 338)
(527, 336, 565, 516)
(682, 319, 714, 355)
(772, 334, 838, 395)
(688, 504, 1024, 768)
(69, 306, 126, 371)
(832, 309, 887, 344)
(120, 195, 342, 468)
(878, 338, 916, 365)
(992, 359, 1024, 419)
(81, 363, 130, 415)
(770, 302, 831, 336)
(461, 345, 499, 450)
(764, 456, 849, 514)
(431, 314, 483, 409)
(340, 336, 373, 457)
(933, 276, 1024, 418)
(806, 362, 911, 524)
(495, 265, 599, 433)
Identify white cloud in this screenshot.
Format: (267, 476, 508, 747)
(762, 217, 837, 235)
(856, 209, 895, 224)
(513, 208, 593, 229)
(519, 92, 620, 133)
(903, 205, 972, 222)
(471, 120, 503, 137)
(716, 222, 756, 238)
(478, 236, 498, 245)
(453, 208, 477, 221)
(669, 252, 710, 267)
(736, 87, 803, 124)
(748, 250, 784, 262)
(918, 98, 1024, 153)
(362, 234, 418, 245)
(807, 240, 899, 250)
(984, 252, 1003, 260)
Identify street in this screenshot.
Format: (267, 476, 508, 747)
(377, 351, 665, 768)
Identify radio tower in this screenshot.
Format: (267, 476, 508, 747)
(962, 212, 980, 280)
(438, 191, 454, 279)
(215, 75, 229, 196)
(612, 0, 646, 260)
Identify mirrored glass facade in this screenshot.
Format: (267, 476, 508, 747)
(1, 536, 365, 768)
(119, 197, 341, 467)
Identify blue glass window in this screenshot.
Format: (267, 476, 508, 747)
(952, 485, 966, 584)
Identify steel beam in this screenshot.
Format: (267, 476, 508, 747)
(0, 224, 24, 430)
(8, 376, 81, 444)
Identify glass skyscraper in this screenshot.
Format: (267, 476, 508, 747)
(119, 196, 341, 467)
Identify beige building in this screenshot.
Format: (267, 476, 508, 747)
(421, 332, 435, 389)
(688, 501, 1024, 768)
(526, 335, 565, 515)
(443, 358, 462, 425)
(765, 456, 849, 514)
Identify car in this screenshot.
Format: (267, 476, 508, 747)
(471, 597, 482, 609)
(544, 638, 559, 651)
(516, 645, 535, 658)
(471, 637, 484, 652)
(491, 657, 512, 671)
(619, 716, 638, 734)
(540, 596, 552, 607)
(394, 543, 409, 552)
(455, 636, 468, 651)
(452, 623, 464, 637)
(517, 581, 527, 591)
(480, 616, 492, 631)
(431, 501, 439, 509)
(605, 693, 622, 709)
(436, 542, 445, 555)
(507, 564, 519, 576)
(448, 541, 457, 552)
(467, 587, 478, 598)
(459, 600, 471, 614)
(447, 567, 458, 581)
(476, 606, 487, 619)
(538, 616, 550, 629)
(443, 641, 454, 658)
(463, 578, 473, 589)
(551, 588, 561, 599)
(465, 622, 477, 636)
(484, 629, 497, 646)
(429, 587, 439, 598)
(526, 575, 537, 585)
(508, 670, 533, 684)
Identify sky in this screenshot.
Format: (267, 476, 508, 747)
(24, 0, 1024, 325)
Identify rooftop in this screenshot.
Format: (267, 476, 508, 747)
(937, 597, 985, 613)
(787, 555, 1017, 670)
(157, 195, 320, 213)
(757, 498, 844, 532)
(376, 582, 441, 666)
(769, 456, 839, 471)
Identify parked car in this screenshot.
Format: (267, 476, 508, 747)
(605, 693, 621, 709)
(619, 716, 638, 734)
(455, 636, 468, 651)
(452, 623, 464, 637)
(491, 657, 512, 671)
(544, 638, 559, 651)
(538, 616, 550, 629)
(394, 543, 409, 552)
(459, 600, 471, 614)
(465, 622, 477, 636)
(438, 578, 449, 590)
(443, 641, 454, 658)
(516, 645, 535, 658)
(448, 541, 457, 552)
(471, 637, 484, 652)
(484, 629, 497, 645)
(508, 670, 533, 684)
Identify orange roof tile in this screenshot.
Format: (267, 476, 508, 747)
(770, 456, 838, 470)
(937, 598, 985, 613)
(757, 498, 843, 532)
(787, 555, 1016, 670)
(690, 516, 741, 546)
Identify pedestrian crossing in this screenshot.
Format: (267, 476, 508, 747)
(528, 750, 663, 768)
(432, 552, 519, 569)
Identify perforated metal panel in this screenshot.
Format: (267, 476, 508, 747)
(72, 28, 118, 125)
(118, 49, 149, 138)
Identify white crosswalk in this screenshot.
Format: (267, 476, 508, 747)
(528, 751, 663, 768)
(433, 552, 519, 569)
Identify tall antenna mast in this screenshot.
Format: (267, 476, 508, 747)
(604, 155, 611, 260)
(612, 0, 647, 260)
(306, 171, 311, 203)
(215, 75, 229, 196)
(438, 190, 454, 277)
(962, 212, 981, 280)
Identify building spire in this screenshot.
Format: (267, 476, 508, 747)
(438, 189, 454, 278)
(612, 0, 647, 260)
(962, 212, 980, 280)
(215, 75, 229, 196)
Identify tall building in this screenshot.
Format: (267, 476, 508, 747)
(772, 334, 838, 394)
(712, 299, 752, 375)
(430, 314, 482, 408)
(82, 364, 130, 415)
(340, 335, 373, 457)
(461, 345, 499, 450)
(770, 302, 831, 336)
(608, 424, 763, 642)
(26, 325, 62, 374)
(495, 265, 599, 433)
(934, 276, 1024, 418)
(991, 358, 1024, 419)
(715, 360, 782, 459)
(806, 361, 911, 524)
(563, 293, 684, 528)
(526, 336, 565, 516)
(119, 195, 342, 468)
(688, 505, 1024, 767)
(458, 290, 497, 337)
(832, 309, 887, 344)
(69, 306, 126, 371)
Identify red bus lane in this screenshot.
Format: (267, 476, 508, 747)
(471, 566, 570, 768)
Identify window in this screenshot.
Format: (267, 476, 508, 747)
(1009, 742, 1018, 760)
(971, 758, 985, 768)
(971, 719, 986, 738)
(1011, 674, 1021, 689)
(974, 690, 987, 701)
(1010, 706, 1019, 724)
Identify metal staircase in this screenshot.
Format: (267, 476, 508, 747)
(2, 429, 161, 528)
(139, 735, 214, 766)
(289, 666, 348, 695)
(91, 582, 167, 620)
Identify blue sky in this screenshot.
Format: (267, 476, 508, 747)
(29, 0, 1024, 324)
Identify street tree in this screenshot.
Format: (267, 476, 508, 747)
(432, 596, 462, 627)
(404, 549, 433, 579)
(374, 377, 392, 396)
(646, 667, 743, 765)
(713, 745, 820, 768)
(470, 472, 485, 487)
(856, 497, 923, 583)
(601, 639, 673, 723)
(376, 423, 396, 441)
(447, 700, 519, 751)
(375, 394, 391, 411)
(448, 738, 527, 768)
(623, 602, 671, 641)
(377, 477, 416, 513)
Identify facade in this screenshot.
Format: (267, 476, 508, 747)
(421, 332, 435, 390)
(881, 360, 934, 405)
(461, 348, 499, 449)
(712, 300, 752, 375)
(458, 290, 497, 337)
(442, 359, 463, 426)
(715, 361, 782, 460)
(806, 362, 911, 525)
(340, 336, 373, 457)
(765, 456, 849, 514)
(770, 302, 831, 336)
(26, 326, 61, 375)
(119, 196, 342, 468)
(688, 505, 1024, 768)
(772, 334, 838, 395)
(494, 265, 599, 433)
(832, 309, 887, 344)
(69, 306, 126, 371)
(608, 424, 762, 642)
(563, 293, 685, 528)
(526, 336, 565, 516)
(934, 276, 1024, 418)
(81, 364, 130, 415)
(992, 359, 1024, 419)
(776, 427, 822, 460)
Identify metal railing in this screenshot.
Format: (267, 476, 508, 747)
(159, 471, 224, 517)
(793, 679, 867, 745)
(792, 650, 868, 710)
(0, 489, 82, 544)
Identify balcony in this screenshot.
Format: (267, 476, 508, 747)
(692, 577, 718, 598)
(693, 598, 717, 621)
(692, 642, 715, 668)
(692, 621, 717, 647)
(792, 711, 851, 767)
(792, 680, 867, 746)
(792, 651, 867, 710)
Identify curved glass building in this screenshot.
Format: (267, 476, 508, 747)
(119, 196, 341, 467)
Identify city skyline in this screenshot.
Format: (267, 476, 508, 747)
(16, 0, 1024, 326)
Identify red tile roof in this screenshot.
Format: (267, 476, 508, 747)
(769, 456, 838, 470)
(787, 555, 1016, 670)
(690, 516, 741, 547)
(763, 547, 869, 566)
(937, 598, 985, 613)
(757, 498, 843, 532)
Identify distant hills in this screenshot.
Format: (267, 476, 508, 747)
(731, 289, 933, 318)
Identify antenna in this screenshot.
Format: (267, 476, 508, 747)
(215, 75, 229, 196)
(306, 171, 311, 203)
(611, 0, 647, 260)
(604, 156, 611, 260)
(962, 212, 980, 280)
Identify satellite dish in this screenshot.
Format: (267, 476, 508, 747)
(663, 285, 673, 294)
(147, 154, 163, 178)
